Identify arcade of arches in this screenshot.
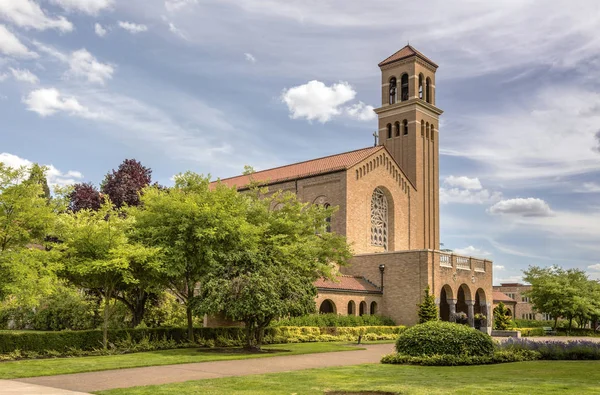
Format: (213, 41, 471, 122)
(439, 284, 491, 328)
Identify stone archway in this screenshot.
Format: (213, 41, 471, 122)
(474, 288, 488, 330)
(347, 300, 356, 316)
(319, 299, 336, 314)
(457, 284, 473, 325)
(439, 285, 454, 322)
(359, 301, 367, 316)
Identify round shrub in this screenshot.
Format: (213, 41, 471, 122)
(395, 321, 494, 357)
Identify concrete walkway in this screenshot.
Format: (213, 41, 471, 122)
(15, 343, 395, 393)
(0, 380, 91, 395)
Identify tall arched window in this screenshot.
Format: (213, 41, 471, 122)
(370, 188, 388, 250)
(394, 122, 400, 137)
(324, 203, 331, 233)
(401, 74, 409, 101)
(370, 301, 378, 315)
(359, 301, 367, 316)
(418, 74, 424, 99)
(430, 125, 435, 141)
(426, 77, 431, 103)
(403, 119, 409, 135)
(421, 120, 425, 137)
(426, 123, 430, 139)
(389, 77, 397, 104)
(347, 300, 355, 316)
(386, 124, 392, 139)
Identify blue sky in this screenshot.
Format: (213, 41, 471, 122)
(1, 0, 600, 285)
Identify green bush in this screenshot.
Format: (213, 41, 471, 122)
(271, 314, 395, 327)
(395, 321, 494, 357)
(381, 349, 540, 366)
(31, 288, 98, 331)
(520, 327, 545, 337)
(513, 319, 556, 328)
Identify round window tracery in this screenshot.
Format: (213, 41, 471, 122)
(370, 188, 388, 250)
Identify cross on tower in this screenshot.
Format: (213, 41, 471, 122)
(372, 131, 379, 147)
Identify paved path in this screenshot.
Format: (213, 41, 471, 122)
(16, 343, 395, 393)
(0, 380, 91, 395)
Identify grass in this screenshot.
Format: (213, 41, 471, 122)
(96, 361, 600, 395)
(0, 342, 360, 379)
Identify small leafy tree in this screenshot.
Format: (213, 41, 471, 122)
(102, 159, 151, 209)
(69, 182, 102, 212)
(493, 302, 512, 330)
(417, 286, 438, 323)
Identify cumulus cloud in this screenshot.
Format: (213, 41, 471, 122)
(244, 52, 256, 63)
(0, 0, 73, 32)
(488, 198, 554, 217)
(66, 49, 114, 84)
(23, 88, 98, 118)
(118, 21, 148, 34)
(575, 182, 600, 193)
(165, 0, 197, 12)
(9, 67, 38, 83)
(281, 80, 374, 123)
(453, 245, 491, 257)
(588, 264, 600, 272)
(595, 130, 600, 153)
(440, 175, 501, 204)
(345, 101, 375, 121)
(94, 23, 107, 37)
(0, 24, 38, 58)
(0, 152, 83, 187)
(50, 0, 114, 15)
(494, 265, 505, 271)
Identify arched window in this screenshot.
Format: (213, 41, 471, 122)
(359, 301, 367, 316)
(370, 188, 388, 250)
(370, 301, 378, 315)
(319, 299, 336, 314)
(387, 124, 392, 139)
(389, 77, 397, 104)
(324, 203, 331, 233)
(403, 119, 409, 136)
(418, 74, 424, 99)
(401, 74, 409, 101)
(426, 77, 431, 103)
(430, 125, 435, 141)
(347, 300, 355, 316)
(426, 123, 430, 139)
(394, 122, 400, 137)
(421, 120, 425, 137)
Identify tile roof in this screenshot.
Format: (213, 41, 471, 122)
(315, 275, 381, 294)
(493, 291, 516, 303)
(214, 146, 384, 189)
(378, 45, 438, 68)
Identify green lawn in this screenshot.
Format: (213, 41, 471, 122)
(97, 361, 600, 395)
(0, 343, 360, 379)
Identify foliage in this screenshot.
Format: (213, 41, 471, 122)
(30, 285, 98, 331)
(395, 321, 495, 357)
(271, 313, 395, 327)
(68, 182, 102, 213)
(28, 163, 51, 202)
(513, 319, 557, 328)
(143, 292, 189, 328)
(381, 349, 540, 366)
(493, 302, 513, 330)
(57, 202, 161, 348)
(499, 338, 600, 360)
(101, 159, 152, 209)
(417, 286, 438, 323)
(199, 188, 352, 350)
(523, 265, 600, 330)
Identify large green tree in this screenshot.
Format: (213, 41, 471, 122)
(131, 172, 250, 341)
(57, 202, 160, 347)
(199, 189, 352, 350)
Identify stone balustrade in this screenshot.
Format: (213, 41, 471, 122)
(437, 252, 490, 273)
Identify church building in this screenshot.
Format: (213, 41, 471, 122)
(216, 46, 494, 332)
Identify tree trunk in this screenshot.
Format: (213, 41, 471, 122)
(568, 316, 573, 331)
(129, 293, 148, 328)
(554, 316, 559, 330)
(102, 295, 110, 349)
(186, 304, 194, 342)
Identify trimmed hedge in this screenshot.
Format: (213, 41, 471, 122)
(271, 314, 396, 327)
(395, 321, 495, 357)
(0, 326, 406, 354)
(381, 349, 540, 366)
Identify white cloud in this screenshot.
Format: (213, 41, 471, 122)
(0, 24, 38, 58)
(23, 88, 98, 118)
(167, 22, 186, 39)
(281, 80, 375, 123)
(0, 0, 73, 32)
(0, 152, 83, 187)
(453, 245, 491, 257)
(244, 52, 256, 63)
(9, 67, 38, 83)
(94, 23, 107, 37)
(118, 21, 148, 34)
(576, 182, 600, 193)
(165, 0, 197, 12)
(50, 0, 114, 15)
(494, 265, 505, 271)
(66, 49, 114, 84)
(488, 198, 554, 217)
(444, 176, 482, 190)
(0, 72, 7, 81)
(440, 176, 501, 204)
(345, 101, 375, 121)
(588, 264, 600, 272)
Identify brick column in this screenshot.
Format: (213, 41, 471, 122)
(448, 298, 457, 322)
(466, 300, 475, 327)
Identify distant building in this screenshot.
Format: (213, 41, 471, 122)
(493, 283, 552, 321)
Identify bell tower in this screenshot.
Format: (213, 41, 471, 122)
(374, 45, 442, 250)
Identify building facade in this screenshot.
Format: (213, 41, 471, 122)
(215, 46, 494, 331)
(493, 283, 552, 321)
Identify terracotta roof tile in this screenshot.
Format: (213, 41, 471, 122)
(493, 291, 516, 303)
(214, 146, 384, 189)
(315, 275, 381, 294)
(379, 45, 438, 68)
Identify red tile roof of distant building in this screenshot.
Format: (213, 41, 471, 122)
(493, 291, 516, 303)
(315, 275, 381, 294)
